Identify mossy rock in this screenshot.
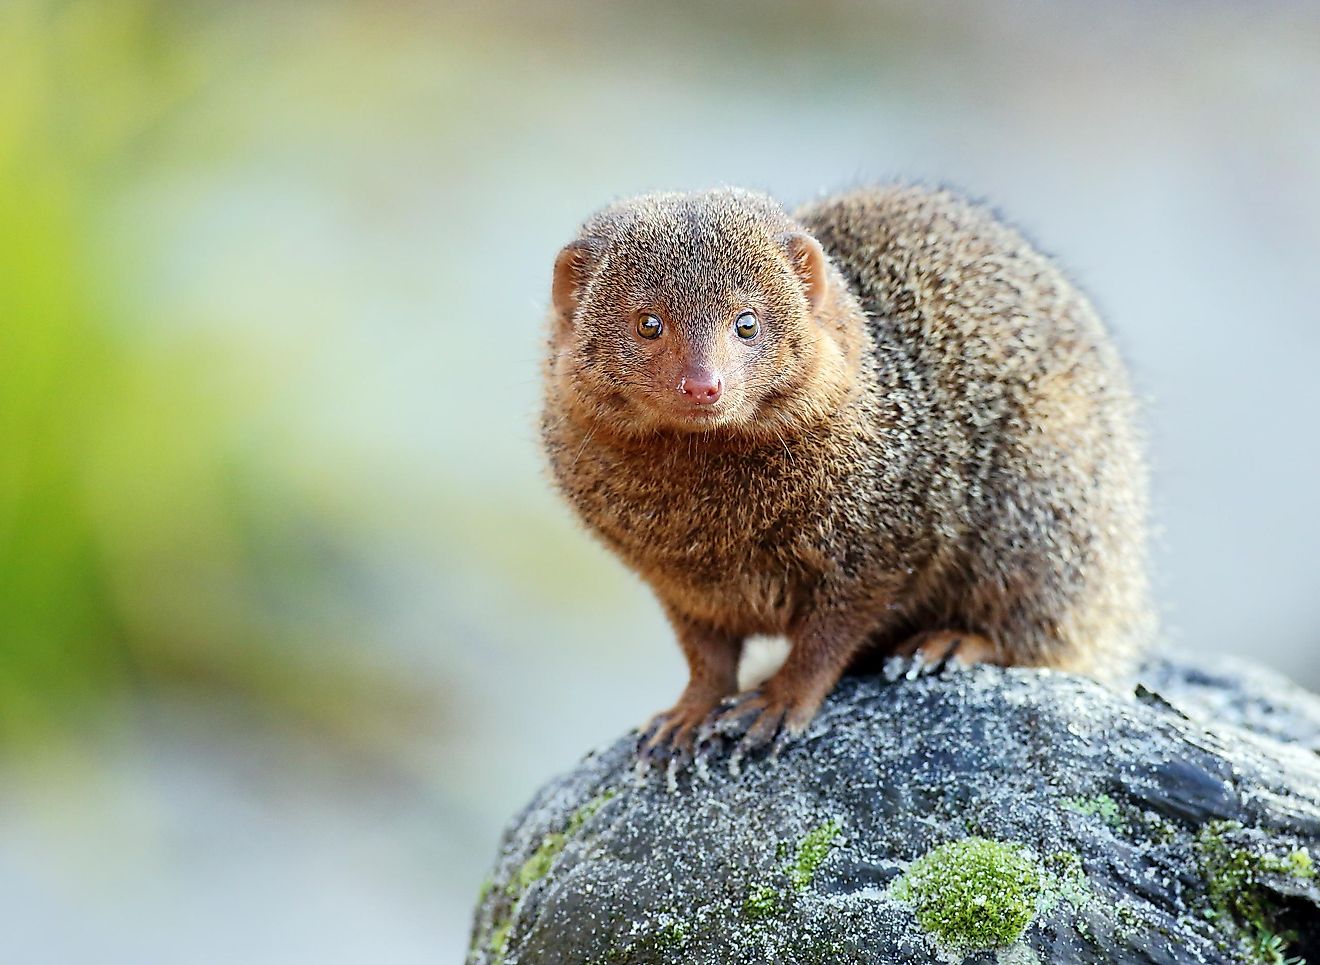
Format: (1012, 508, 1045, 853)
(468, 655, 1320, 963)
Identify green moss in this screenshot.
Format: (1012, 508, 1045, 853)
(1113, 899, 1146, 939)
(1038, 849, 1092, 918)
(504, 789, 618, 897)
(790, 819, 842, 892)
(892, 837, 1042, 952)
(488, 918, 512, 957)
(654, 918, 689, 950)
(508, 831, 568, 894)
(743, 883, 780, 920)
(1264, 849, 1314, 881)
(739, 818, 842, 922)
(595, 912, 693, 962)
(1139, 810, 1181, 845)
(567, 788, 618, 834)
(1195, 820, 1312, 965)
(478, 788, 617, 961)
(1063, 794, 1124, 831)
(803, 938, 853, 964)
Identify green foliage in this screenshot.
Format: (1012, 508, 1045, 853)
(0, 0, 197, 746)
(0, 0, 433, 754)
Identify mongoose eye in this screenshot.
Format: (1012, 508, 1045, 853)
(637, 313, 663, 340)
(734, 311, 760, 340)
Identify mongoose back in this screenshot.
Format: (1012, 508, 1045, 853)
(541, 184, 1153, 754)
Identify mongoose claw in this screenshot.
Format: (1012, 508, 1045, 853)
(632, 738, 694, 787)
(637, 729, 688, 768)
(739, 705, 789, 753)
(664, 752, 692, 793)
(692, 721, 729, 760)
(906, 652, 944, 680)
(711, 690, 804, 767)
(768, 725, 803, 762)
(631, 753, 658, 785)
(637, 735, 675, 766)
(709, 690, 768, 738)
(881, 654, 917, 682)
(731, 708, 804, 772)
(638, 694, 723, 762)
(879, 650, 952, 684)
(886, 631, 995, 684)
(692, 741, 715, 782)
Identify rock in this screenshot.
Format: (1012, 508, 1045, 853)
(467, 655, 1320, 964)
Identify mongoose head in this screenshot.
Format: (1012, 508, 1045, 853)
(547, 189, 854, 439)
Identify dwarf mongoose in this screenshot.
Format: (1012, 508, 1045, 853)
(541, 184, 1152, 756)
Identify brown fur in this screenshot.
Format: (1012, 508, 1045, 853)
(541, 184, 1153, 752)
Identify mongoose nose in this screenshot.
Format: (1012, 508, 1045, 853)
(678, 371, 723, 404)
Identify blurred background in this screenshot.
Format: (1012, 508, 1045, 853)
(1, 0, 1317, 960)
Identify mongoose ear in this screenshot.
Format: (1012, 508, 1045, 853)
(780, 232, 830, 311)
(552, 237, 604, 327)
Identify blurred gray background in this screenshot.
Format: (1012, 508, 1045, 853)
(1, 0, 1316, 961)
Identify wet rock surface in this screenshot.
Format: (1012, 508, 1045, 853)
(468, 655, 1320, 964)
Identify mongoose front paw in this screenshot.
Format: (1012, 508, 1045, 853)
(639, 692, 726, 758)
(709, 688, 823, 764)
